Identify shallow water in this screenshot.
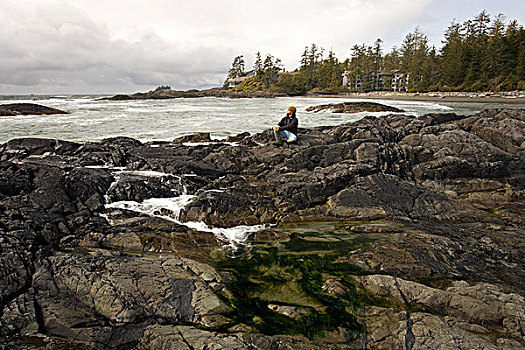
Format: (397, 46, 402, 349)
(1, 95, 522, 144)
(103, 169, 267, 247)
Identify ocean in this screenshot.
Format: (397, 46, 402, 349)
(1, 94, 523, 246)
(1, 95, 522, 144)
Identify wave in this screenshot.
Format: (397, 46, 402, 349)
(371, 99, 454, 111)
(1, 96, 493, 144)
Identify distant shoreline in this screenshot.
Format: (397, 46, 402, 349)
(305, 91, 525, 105)
(2, 90, 525, 105)
(99, 88, 525, 105)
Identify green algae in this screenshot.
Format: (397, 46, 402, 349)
(21, 336, 48, 347)
(218, 251, 357, 337)
(215, 220, 396, 338)
(283, 232, 376, 253)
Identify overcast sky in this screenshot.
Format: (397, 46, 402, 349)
(1, 0, 524, 95)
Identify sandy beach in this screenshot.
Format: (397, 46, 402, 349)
(309, 91, 525, 105)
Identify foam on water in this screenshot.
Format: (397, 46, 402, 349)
(105, 195, 266, 247)
(378, 99, 454, 111)
(182, 142, 239, 147)
(0, 95, 498, 144)
(118, 170, 177, 177)
(183, 221, 266, 246)
(99, 168, 264, 246)
(105, 196, 195, 220)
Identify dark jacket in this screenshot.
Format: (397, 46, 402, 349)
(277, 115, 298, 135)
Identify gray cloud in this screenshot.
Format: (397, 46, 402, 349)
(1, 0, 523, 94)
(0, 0, 234, 93)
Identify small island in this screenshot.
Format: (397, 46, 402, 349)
(100, 87, 286, 101)
(0, 103, 69, 116)
(306, 101, 405, 113)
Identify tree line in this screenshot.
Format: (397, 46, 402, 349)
(225, 11, 525, 95)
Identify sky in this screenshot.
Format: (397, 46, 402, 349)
(1, 0, 524, 95)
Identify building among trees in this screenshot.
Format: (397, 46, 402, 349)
(224, 52, 283, 90)
(225, 70, 256, 88)
(224, 11, 524, 94)
(343, 70, 412, 91)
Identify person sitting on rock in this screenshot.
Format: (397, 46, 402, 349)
(273, 106, 298, 145)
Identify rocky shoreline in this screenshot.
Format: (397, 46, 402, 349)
(0, 108, 524, 349)
(101, 88, 525, 103)
(308, 91, 525, 104)
(101, 88, 286, 100)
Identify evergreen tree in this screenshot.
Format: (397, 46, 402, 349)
(229, 10, 524, 93)
(400, 27, 431, 90)
(300, 46, 309, 68)
(259, 54, 282, 86)
(383, 47, 401, 72)
(484, 14, 506, 87)
(300, 44, 324, 90)
(503, 19, 525, 89)
(365, 39, 382, 89)
(463, 12, 491, 88)
(345, 44, 373, 90)
(226, 55, 245, 80)
(224, 55, 246, 87)
(253, 52, 263, 75)
(274, 72, 308, 95)
(440, 21, 466, 88)
(473, 10, 491, 37)
(316, 49, 342, 91)
(517, 32, 525, 83)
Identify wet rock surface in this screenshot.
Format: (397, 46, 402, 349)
(0, 103, 69, 116)
(306, 101, 405, 113)
(0, 108, 524, 349)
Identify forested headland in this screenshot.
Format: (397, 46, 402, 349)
(225, 11, 525, 95)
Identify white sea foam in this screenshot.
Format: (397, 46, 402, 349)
(104, 195, 266, 247)
(182, 142, 239, 147)
(105, 195, 196, 220)
(118, 170, 176, 177)
(84, 165, 126, 170)
(104, 173, 121, 203)
(386, 100, 454, 111)
(102, 169, 187, 202)
(184, 221, 266, 246)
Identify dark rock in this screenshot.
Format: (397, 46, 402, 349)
(306, 101, 405, 113)
(326, 173, 456, 221)
(100, 88, 287, 101)
(1, 108, 524, 349)
(225, 131, 250, 142)
(106, 172, 187, 202)
(173, 132, 212, 143)
(0, 138, 80, 162)
(103, 94, 134, 101)
(0, 103, 68, 116)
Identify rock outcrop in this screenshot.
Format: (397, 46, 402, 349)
(101, 88, 287, 100)
(0, 108, 524, 349)
(0, 103, 69, 116)
(306, 101, 404, 113)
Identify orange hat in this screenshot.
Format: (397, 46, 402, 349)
(288, 106, 296, 114)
